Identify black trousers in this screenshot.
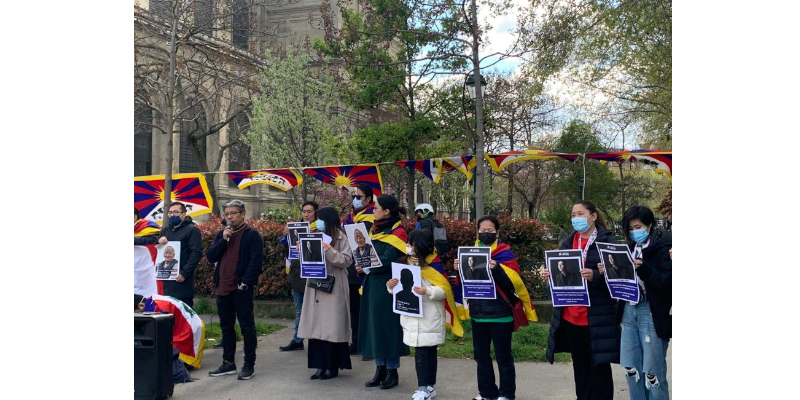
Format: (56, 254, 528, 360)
(217, 287, 257, 367)
(177, 297, 193, 308)
(416, 346, 439, 387)
(349, 283, 361, 347)
(472, 320, 515, 399)
(562, 320, 614, 400)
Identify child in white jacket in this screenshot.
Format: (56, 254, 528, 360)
(387, 229, 446, 400)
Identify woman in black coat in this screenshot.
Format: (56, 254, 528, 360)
(544, 200, 620, 400)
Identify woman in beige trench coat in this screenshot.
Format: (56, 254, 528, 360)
(298, 206, 353, 380)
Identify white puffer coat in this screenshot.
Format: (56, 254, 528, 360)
(387, 275, 446, 347)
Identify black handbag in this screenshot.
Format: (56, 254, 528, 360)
(307, 275, 335, 293)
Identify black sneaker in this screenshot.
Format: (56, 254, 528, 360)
(238, 366, 254, 380)
(209, 361, 237, 377)
(279, 340, 304, 351)
(213, 341, 224, 349)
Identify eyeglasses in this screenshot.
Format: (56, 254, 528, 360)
(167, 211, 185, 216)
(224, 211, 242, 217)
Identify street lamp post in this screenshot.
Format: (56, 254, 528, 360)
(465, 72, 487, 221)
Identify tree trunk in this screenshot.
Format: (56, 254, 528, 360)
(407, 168, 416, 212)
(471, 0, 485, 219)
(162, 5, 179, 226)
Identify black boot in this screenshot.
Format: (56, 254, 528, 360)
(279, 340, 304, 351)
(310, 369, 323, 380)
(320, 368, 338, 380)
(365, 365, 387, 387)
(379, 368, 398, 390)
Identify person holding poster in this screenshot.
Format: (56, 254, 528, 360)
(358, 195, 409, 391)
(544, 201, 620, 400)
(612, 205, 672, 399)
(386, 230, 447, 400)
(345, 185, 376, 355)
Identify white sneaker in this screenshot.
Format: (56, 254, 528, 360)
(472, 396, 493, 400)
(426, 386, 437, 398)
(412, 390, 430, 400)
(497, 397, 511, 400)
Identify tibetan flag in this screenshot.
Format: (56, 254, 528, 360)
(345, 202, 375, 226)
(226, 169, 302, 191)
(480, 239, 538, 322)
(371, 220, 408, 253)
(422, 252, 464, 337)
(144, 295, 206, 368)
(134, 173, 213, 224)
(485, 150, 579, 173)
(453, 240, 538, 323)
(629, 150, 672, 179)
(304, 164, 383, 195)
(134, 244, 158, 297)
(395, 159, 446, 183)
(134, 219, 161, 237)
(442, 156, 477, 180)
(585, 150, 672, 180)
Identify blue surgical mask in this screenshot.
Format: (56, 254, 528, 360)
(352, 198, 363, 209)
(571, 217, 590, 233)
(315, 220, 326, 232)
(168, 216, 182, 226)
(630, 228, 649, 244)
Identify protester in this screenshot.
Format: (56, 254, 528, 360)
(414, 203, 449, 261)
(345, 184, 375, 356)
(157, 202, 203, 307)
(280, 201, 319, 352)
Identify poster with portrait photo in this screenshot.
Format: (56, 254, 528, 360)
(596, 242, 640, 303)
(299, 233, 326, 278)
(457, 247, 495, 300)
(391, 263, 423, 318)
(344, 223, 382, 270)
(154, 241, 181, 281)
(544, 249, 590, 307)
(287, 222, 309, 260)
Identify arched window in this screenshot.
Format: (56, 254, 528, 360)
(179, 102, 208, 173)
(134, 92, 153, 176)
(228, 112, 251, 188)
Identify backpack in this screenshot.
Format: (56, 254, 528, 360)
(431, 219, 449, 260)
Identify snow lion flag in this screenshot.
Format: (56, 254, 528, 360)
(304, 164, 383, 195)
(144, 295, 206, 368)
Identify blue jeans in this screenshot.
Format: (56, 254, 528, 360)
(621, 299, 670, 400)
(375, 357, 400, 369)
(292, 290, 304, 343)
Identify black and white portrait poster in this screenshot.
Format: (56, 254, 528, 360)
(391, 262, 423, 318)
(544, 249, 591, 307)
(299, 233, 326, 279)
(287, 222, 309, 260)
(155, 241, 181, 281)
(344, 223, 382, 270)
(596, 242, 640, 303)
(457, 247, 495, 300)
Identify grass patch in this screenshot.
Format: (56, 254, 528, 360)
(203, 321, 285, 350)
(435, 322, 571, 363)
(192, 298, 214, 314)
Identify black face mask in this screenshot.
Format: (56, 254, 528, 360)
(478, 232, 497, 245)
(416, 215, 423, 222)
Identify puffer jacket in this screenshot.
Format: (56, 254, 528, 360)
(387, 274, 446, 347)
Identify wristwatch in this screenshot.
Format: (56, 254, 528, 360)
(238, 283, 249, 290)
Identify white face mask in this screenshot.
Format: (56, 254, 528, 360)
(406, 246, 415, 256)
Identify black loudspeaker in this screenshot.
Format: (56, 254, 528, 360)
(134, 313, 174, 400)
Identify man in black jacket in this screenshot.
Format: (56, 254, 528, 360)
(157, 202, 202, 307)
(206, 200, 264, 381)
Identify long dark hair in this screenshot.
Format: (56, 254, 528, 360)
(316, 206, 344, 240)
(574, 200, 608, 230)
(376, 194, 407, 219)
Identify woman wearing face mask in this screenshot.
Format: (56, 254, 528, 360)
(358, 194, 409, 390)
(606, 205, 671, 399)
(297, 207, 354, 380)
(454, 215, 538, 400)
(543, 200, 620, 400)
(346, 184, 376, 229)
(345, 184, 375, 356)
